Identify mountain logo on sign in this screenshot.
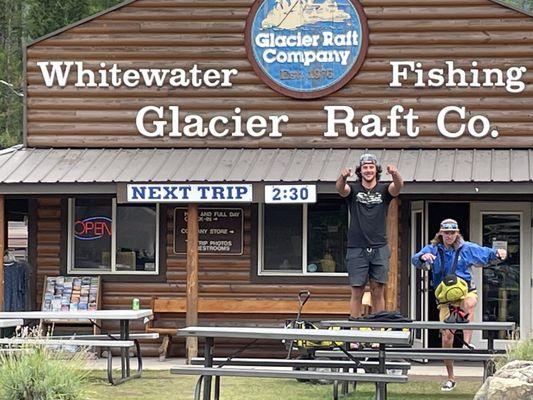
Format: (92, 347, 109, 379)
(261, 0, 350, 30)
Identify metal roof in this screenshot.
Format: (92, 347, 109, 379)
(0, 147, 532, 185)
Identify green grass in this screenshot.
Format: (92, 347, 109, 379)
(86, 371, 482, 400)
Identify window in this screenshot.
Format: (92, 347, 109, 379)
(68, 198, 159, 274)
(259, 197, 348, 275)
(263, 205, 303, 271)
(307, 199, 348, 273)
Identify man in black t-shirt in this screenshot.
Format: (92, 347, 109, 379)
(336, 153, 404, 319)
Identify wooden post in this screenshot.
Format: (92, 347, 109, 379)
(185, 203, 199, 362)
(0, 195, 4, 311)
(385, 198, 399, 311)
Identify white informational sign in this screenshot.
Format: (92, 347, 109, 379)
(492, 240, 508, 252)
(127, 184, 252, 203)
(264, 185, 316, 204)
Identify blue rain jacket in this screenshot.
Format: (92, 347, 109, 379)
(412, 241, 499, 287)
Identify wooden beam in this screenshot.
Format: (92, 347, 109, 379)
(152, 297, 350, 314)
(0, 195, 4, 311)
(185, 203, 199, 362)
(385, 198, 399, 311)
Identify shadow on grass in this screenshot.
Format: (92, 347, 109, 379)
(86, 372, 481, 400)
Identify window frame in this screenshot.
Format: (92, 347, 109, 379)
(258, 201, 348, 277)
(67, 198, 160, 275)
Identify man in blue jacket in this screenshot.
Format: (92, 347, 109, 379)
(411, 218, 507, 392)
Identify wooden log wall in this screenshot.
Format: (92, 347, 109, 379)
(35, 198, 62, 305)
(25, 0, 533, 148)
(34, 199, 353, 357)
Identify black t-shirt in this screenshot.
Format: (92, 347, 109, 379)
(346, 181, 394, 248)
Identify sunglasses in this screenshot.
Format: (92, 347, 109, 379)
(440, 223, 458, 230)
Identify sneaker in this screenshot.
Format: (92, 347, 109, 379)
(441, 380, 456, 392)
(463, 342, 476, 350)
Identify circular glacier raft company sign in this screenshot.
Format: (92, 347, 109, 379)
(245, 0, 368, 99)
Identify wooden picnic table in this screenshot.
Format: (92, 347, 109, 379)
(320, 320, 515, 351)
(320, 320, 515, 380)
(0, 310, 153, 385)
(177, 326, 411, 400)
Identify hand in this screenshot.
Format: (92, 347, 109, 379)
(420, 253, 436, 263)
(496, 248, 507, 260)
(386, 165, 398, 176)
(340, 167, 353, 180)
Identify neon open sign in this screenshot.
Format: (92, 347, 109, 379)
(74, 216, 112, 241)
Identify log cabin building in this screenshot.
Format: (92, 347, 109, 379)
(1, 0, 532, 356)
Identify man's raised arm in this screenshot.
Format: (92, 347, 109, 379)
(336, 167, 352, 197)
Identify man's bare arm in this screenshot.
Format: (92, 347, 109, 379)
(387, 165, 404, 197)
(336, 168, 353, 197)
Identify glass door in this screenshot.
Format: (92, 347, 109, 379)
(470, 203, 531, 348)
(410, 201, 428, 347)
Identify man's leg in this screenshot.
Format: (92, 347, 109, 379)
(346, 248, 369, 318)
(367, 246, 390, 313)
(461, 294, 477, 344)
(350, 285, 366, 318)
(369, 280, 385, 313)
(439, 305, 455, 384)
(442, 329, 455, 381)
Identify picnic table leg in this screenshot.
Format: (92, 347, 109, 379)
(341, 365, 351, 395)
(214, 376, 221, 400)
(194, 376, 204, 400)
(483, 331, 496, 381)
(203, 337, 214, 400)
(376, 344, 387, 400)
(120, 320, 131, 379)
(107, 339, 142, 385)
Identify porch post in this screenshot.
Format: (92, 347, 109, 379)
(185, 203, 199, 362)
(385, 198, 399, 310)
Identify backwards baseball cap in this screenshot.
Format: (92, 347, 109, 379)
(359, 153, 378, 166)
(440, 218, 459, 232)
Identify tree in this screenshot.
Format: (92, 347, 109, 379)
(0, 0, 24, 148)
(25, 0, 90, 39)
(0, 0, 123, 149)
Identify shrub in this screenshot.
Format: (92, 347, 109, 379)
(496, 338, 533, 369)
(0, 336, 91, 400)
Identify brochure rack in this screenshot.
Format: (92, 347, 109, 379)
(41, 276, 102, 335)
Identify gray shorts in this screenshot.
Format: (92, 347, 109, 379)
(346, 246, 391, 286)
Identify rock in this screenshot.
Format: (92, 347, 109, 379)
(474, 360, 533, 400)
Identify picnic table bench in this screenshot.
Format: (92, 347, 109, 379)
(0, 309, 153, 385)
(0, 319, 23, 329)
(190, 356, 411, 372)
(172, 326, 411, 400)
(320, 320, 515, 380)
(191, 356, 411, 400)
